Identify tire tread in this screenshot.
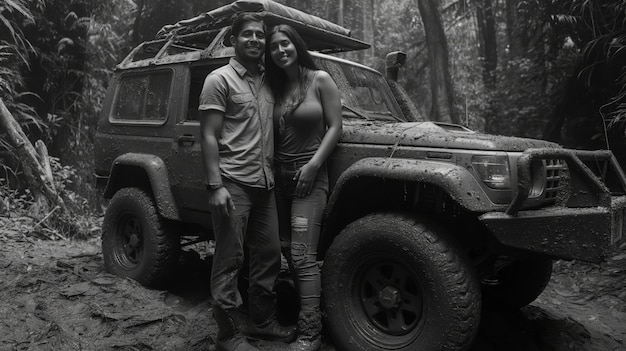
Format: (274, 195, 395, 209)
(322, 212, 481, 351)
(102, 187, 179, 287)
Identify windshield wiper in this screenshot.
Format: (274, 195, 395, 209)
(342, 104, 372, 121)
(373, 110, 405, 122)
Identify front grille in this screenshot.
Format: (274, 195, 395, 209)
(544, 159, 566, 201)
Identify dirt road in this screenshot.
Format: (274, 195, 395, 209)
(0, 217, 624, 350)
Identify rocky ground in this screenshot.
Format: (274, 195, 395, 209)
(0, 214, 624, 351)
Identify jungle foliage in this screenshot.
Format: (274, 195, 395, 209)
(0, 0, 624, 219)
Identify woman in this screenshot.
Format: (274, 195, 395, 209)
(265, 24, 342, 351)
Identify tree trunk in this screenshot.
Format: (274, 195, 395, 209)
(476, 0, 497, 90)
(362, 0, 374, 61)
(417, 0, 458, 123)
(476, 0, 498, 133)
(0, 98, 66, 219)
(132, 0, 146, 45)
(338, 0, 344, 27)
(505, 0, 522, 59)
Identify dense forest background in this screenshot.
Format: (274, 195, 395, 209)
(0, 0, 625, 229)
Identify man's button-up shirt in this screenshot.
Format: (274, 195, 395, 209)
(199, 58, 275, 189)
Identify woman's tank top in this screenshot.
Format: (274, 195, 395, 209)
(274, 70, 325, 163)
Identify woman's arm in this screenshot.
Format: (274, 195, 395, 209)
(294, 70, 343, 197)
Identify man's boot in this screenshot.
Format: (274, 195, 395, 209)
(243, 313, 297, 342)
(288, 310, 322, 351)
(213, 307, 259, 351)
(244, 286, 296, 342)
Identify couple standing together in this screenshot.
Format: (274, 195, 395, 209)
(198, 12, 342, 351)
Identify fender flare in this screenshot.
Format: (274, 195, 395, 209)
(104, 153, 180, 220)
(326, 157, 499, 214)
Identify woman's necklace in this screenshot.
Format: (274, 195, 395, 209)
(281, 80, 301, 117)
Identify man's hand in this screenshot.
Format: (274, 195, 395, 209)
(208, 187, 235, 216)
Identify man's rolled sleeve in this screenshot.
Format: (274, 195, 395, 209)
(199, 73, 227, 112)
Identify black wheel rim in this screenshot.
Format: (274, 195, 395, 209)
(349, 253, 425, 348)
(113, 211, 144, 269)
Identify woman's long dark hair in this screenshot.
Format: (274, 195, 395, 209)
(265, 24, 319, 100)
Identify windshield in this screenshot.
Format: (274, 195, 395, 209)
(313, 55, 405, 122)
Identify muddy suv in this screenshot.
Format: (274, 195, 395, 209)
(94, 1, 626, 350)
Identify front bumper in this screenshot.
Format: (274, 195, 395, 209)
(480, 196, 626, 263)
(480, 148, 626, 263)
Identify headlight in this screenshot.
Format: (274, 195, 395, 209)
(472, 155, 511, 189)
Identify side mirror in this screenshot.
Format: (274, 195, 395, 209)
(385, 51, 407, 81)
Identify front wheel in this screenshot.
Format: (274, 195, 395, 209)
(102, 187, 180, 287)
(322, 213, 481, 351)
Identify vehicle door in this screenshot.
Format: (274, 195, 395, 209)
(170, 61, 228, 225)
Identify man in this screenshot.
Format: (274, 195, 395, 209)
(199, 12, 294, 351)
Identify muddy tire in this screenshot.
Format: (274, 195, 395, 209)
(102, 187, 180, 287)
(482, 257, 553, 310)
(322, 213, 481, 351)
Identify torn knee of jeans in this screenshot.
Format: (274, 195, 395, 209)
(291, 242, 319, 269)
(291, 216, 308, 233)
(291, 241, 307, 265)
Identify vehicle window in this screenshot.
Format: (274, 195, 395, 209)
(167, 29, 222, 54)
(131, 41, 167, 62)
(112, 70, 172, 122)
(315, 58, 404, 121)
(186, 62, 229, 121)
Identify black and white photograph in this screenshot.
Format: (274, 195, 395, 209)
(0, 1, 624, 350)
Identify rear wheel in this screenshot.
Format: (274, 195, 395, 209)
(322, 213, 481, 351)
(102, 187, 180, 287)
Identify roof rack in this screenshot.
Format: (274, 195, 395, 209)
(156, 0, 370, 53)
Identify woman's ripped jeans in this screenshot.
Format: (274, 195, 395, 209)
(275, 162, 328, 314)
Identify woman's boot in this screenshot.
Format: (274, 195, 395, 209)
(288, 310, 322, 351)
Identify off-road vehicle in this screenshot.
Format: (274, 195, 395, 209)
(94, 1, 626, 350)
